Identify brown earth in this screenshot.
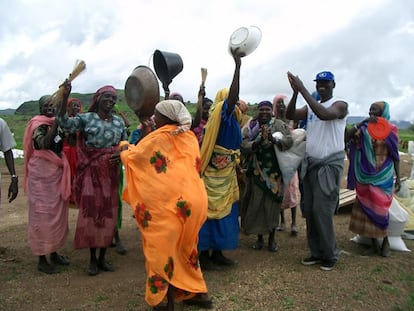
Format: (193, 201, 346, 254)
(0, 155, 413, 311)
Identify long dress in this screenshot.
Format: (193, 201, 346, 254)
(57, 112, 127, 248)
(120, 124, 208, 307)
(198, 98, 243, 251)
(23, 115, 71, 255)
(240, 118, 292, 234)
(347, 116, 399, 238)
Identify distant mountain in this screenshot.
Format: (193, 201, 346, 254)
(3, 90, 127, 116)
(0, 108, 16, 115)
(347, 116, 412, 130)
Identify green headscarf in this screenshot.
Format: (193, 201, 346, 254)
(38, 95, 52, 113)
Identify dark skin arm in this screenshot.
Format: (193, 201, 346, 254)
(286, 89, 307, 121)
(58, 80, 72, 117)
(287, 71, 348, 121)
(226, 50, 243, 115)
(43, 81, 71, 149)
(41, 120, 60, 150)
(4, 149, 18, 202)
(192, 86, 205, 129)
(394, 160, 401, 193)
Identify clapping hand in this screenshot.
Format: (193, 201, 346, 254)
(287, 71, 303, 93)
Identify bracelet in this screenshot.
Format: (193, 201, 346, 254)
(11, 174, 18, 179)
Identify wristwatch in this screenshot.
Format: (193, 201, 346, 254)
(11, 174, 18, 179)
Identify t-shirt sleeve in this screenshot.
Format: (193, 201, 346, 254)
(0, 118, 17, 152)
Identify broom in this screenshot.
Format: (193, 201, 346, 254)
(196, 68, 208, 111)
(51, 59, 86, 107)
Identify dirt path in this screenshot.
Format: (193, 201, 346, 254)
(0, 156, 413, 311)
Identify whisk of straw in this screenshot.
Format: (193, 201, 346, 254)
(51, 60, 86, 107)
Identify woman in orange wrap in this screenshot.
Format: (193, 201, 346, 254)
(120, 99, 212, 311)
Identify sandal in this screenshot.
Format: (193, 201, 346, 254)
(116, 241, 127, 255)
(276, 223, 285, 231)
(290, 225, 298, 236)
(98, 261, 115, 272)
(251, 240, 264, 250)
(38, 262, 59, 274)
(50, 253, 70, 266)
(268, 242, 279, 252)
(88, 262, 99, 276)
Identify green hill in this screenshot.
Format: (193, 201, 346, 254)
(14, 91, 128, 116)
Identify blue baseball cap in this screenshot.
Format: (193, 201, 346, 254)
(314, 71, 335, 81)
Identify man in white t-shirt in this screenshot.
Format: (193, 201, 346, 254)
(0, 118, 18, 204)
(286, 71, 348, 271)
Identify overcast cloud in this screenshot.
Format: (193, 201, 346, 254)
(1, 0, 413, 121)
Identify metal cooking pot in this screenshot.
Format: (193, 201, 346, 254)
(124, 65, 160, 117)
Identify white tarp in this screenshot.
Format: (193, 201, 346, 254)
(0, 149, 24, 159)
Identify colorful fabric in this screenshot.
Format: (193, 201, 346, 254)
(257, 100, 272, 109)
(203, 145, 240, 218)
(201, 98, 242, 219)
(57, 112, 127, 148)
(117, 163, 124, 229)
(192, 119, 207, 145)
(198, 88, 243, 250)
(63, 98, 82, 203)
(63, 141, 78, 203)
(23, 115, 71, 255)
(281, 172, 299, 209)
(200, 88, 242, 173)
(68, 98, 82, 115)
(240, 117, 292, 234)
(89, 85, 117, 112)
(347, 102, 399, 231)
(73, 135, 120, 248)
(168, 92, 184, 103)
(349, 200, 387, 237)
(155, 100, 192, 134)
(272, 94, 287, 117)
(120, 124, 208, 307)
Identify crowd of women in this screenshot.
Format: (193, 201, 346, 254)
(19, 48, 400, 310)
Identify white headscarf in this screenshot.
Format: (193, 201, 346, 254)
(155, 99, 192, 135)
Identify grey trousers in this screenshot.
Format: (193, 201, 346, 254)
(303, 162, 343, 262)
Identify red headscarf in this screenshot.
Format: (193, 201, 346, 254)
(68, 98, 82, 116)
(88, 85, 117, 112)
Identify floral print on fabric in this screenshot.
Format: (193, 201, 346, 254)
(250, 147, 284, 202)
(150, 151, 167, 173)
(149, 274, 168, 294)
(188, 249, 199, 269)
(135, 203, 152, 228)
(210, 152, 233, 170)
(176, 198, 191, 221)
(164, 256, 174, 280)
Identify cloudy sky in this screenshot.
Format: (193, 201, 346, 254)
(1, 0, 413, 121)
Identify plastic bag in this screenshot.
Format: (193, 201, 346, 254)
(275, 129, 306, 186)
